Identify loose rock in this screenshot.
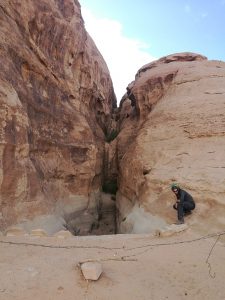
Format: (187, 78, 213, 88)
(80, 262, 103, 281)
(30, 229, 48, 237)
(54, 230, 73, 239)
(156, 224, 188, 237)
(5, 227, 27, 237)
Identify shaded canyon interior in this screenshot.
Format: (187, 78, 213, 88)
(1, 0, 225, 236)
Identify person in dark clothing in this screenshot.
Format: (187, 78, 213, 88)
(171, 183, 195, 224)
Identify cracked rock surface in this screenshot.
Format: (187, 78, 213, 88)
(0, 0, 116, 230)
(116, 52, 225, 234)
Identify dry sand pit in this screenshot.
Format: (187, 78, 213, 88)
(0, 231, 225, 300)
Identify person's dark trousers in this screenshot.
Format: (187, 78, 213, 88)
(173, 201, 195, 220)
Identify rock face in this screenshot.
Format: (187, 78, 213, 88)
(116, 52, 225, 234)
(0, 0, 116, 231)
(1, 4, 224, 238)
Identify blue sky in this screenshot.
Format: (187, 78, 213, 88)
(79, 0, 225, 100)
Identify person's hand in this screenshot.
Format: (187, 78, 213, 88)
(174, 202, 178, 209)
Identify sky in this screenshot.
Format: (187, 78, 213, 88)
(79, 0, 225, 101)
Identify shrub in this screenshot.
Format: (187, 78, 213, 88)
(105, 129, 118, 143)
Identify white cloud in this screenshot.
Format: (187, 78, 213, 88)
(81, 8, 156, 101)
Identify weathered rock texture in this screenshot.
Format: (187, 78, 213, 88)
(0, 0, 116, 231)
(116, 52, 225, 234)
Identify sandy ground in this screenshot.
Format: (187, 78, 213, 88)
(0, 230, 225, 300)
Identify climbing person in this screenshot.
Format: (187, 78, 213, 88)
(171, 183, 195, 224)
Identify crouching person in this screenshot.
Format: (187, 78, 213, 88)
(171, 183, 195, 224)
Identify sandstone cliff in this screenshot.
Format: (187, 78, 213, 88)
(1, 1, 225, 237)
(0, 0, 116, 232)
(116, 53, 225, 234)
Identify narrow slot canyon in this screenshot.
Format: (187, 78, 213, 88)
(63, 131, 120, 236)
(63, 192, 117, 236)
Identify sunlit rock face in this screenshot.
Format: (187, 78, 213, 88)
(0, 0, 116, 230)
(116, 52, 225, 234)
(1, 3, 224, 239)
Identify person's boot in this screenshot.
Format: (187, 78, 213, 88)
(175, 218, 184, 225)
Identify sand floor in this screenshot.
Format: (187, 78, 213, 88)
(0, 230, 225, 300)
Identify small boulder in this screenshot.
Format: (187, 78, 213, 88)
(156, 223, 188, 237)
(30, 229, 48, 237)
(81, 262, 103, 281)
(54, 230, 73, 239)
(5, 227, 27, 237)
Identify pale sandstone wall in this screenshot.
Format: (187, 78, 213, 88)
(116, 53, 225, 234)
(0, 0, 116, 231)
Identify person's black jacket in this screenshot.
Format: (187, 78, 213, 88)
(176, 189, 195, 205)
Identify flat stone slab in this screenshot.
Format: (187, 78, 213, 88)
(5, 227, 27, 237)
(81, 262, 103, 281)
(54, 230, 73, 239)
(30, 229, 48, 237)
(156, 223, 188, 237)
